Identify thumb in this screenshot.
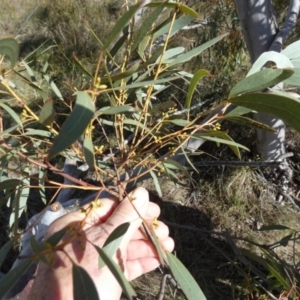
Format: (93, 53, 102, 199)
(102, 187, 149, 245)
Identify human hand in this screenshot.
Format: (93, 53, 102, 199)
(27, 187, 174, 300)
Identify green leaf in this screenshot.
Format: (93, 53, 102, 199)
(0, 179, 22, 191)
(169, 33, 228, 66)
(72, 54, 93, 78)
(156, 47, 185, 64)
(228, 92, 300, 133)
(131, 3, 164, 52)
(98, 223, 130, 268)
(163, 159, 191, 181)
(193, 132, 248, 155)
(123, 119, 155, 138)
(43, 73, 64, 101)
(186, 69, 210, 113)
(0, 239, 13, 268)
(0, 38, 19, 67)
(230, 68, 294, 98)
(284, 68, 300, 85)
(72, 264, 99, 300)
(282, 40, 300, 59)
(150, 170, 162, 197)
(95, 246, 136, 299)
(166, 252, 206, 300)
(44, 227, 67, 247)
(97, 105, 135, 115)
(248, 51, 294, 76)
(178, 3, 199, 17)
(153, 14, 194, 39)
(24, 129, 53, 138)
(226, 106, 253, 116)
(39, 98, 54, 126)
(168, 119, 188, 126)
(108, 75, 182, 90)
(108, 33, 128, 62)
(258, 225, 291, 231)
(48, 91, 95, 158)
(222, 116, 276, 132)
(149, 224, 166, 266)
(102, 2, 142, 50)
(0, 123, 20, 138)
(83, 135, 95, 169)
(0, 258, 34, 299)
(0, 103, 22, 127)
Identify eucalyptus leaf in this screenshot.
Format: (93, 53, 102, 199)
(247, 51, 294, 76)
(39, 98, 54, 127)
(131, 3, 164, 52)
(0, 38, 19, 67)
(150, 171, 162, 197)
(48, 91, 95, 158)
(72, 264, 99, 300)
(169, 33, 228, 66)
(228, 92, 300, 133)
(186, 69, 210, 113)
(83, 135, 95, 169)
(258, 225, 291, 231)
(0, 179, 22, 191)
(230, 68, 294, 98)
(0, 240, 13, 268)
(95, 246, 136, 299)
(98, 223, 130, 268)
(0, 258, 34, 299)
(102, 2, 142, 50)
(0, 103, 22, 127)
(167, 252, 206, 300)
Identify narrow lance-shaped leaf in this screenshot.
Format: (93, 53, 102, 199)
(258, 224, 291, 231)
(0, 179, 22, 191)
(102, 2, 143, 50)
(39, 98, 54, 127)
(83, 135, 95, 169)
(186, 69, 210, 116)
(221, 115, 276, 132)
(228, 92, 300, 133)
(95, 246, 136, 299)
(44, 227, 68, 247)
(153, 14, 194, 39)
(169, 33, 228, 67)
(166, 251, 207, 300)
(48, 91, 95, 158)
(0, 38, 19, 67)
(0, 239, 13, 268)
(0, 103, 22, 127)
(229, 68, 294, 98)
(150, 171, 162, 197)
(0, 258, 34, 299)
(131, 3, 164, 52)
(72, 264, 99, 300)
(98, 223, 130, 268)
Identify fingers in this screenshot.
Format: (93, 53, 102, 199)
(127, 237, 175, 260)
(126, 257, 161, 281)
(45, 197, 118, 237)
(101, 187, 150, 244)
(132, 220, 169, 240)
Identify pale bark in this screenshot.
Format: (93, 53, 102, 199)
(234, 0, 300, 160)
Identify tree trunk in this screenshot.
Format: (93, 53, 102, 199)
(234, 0, 300, 160)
